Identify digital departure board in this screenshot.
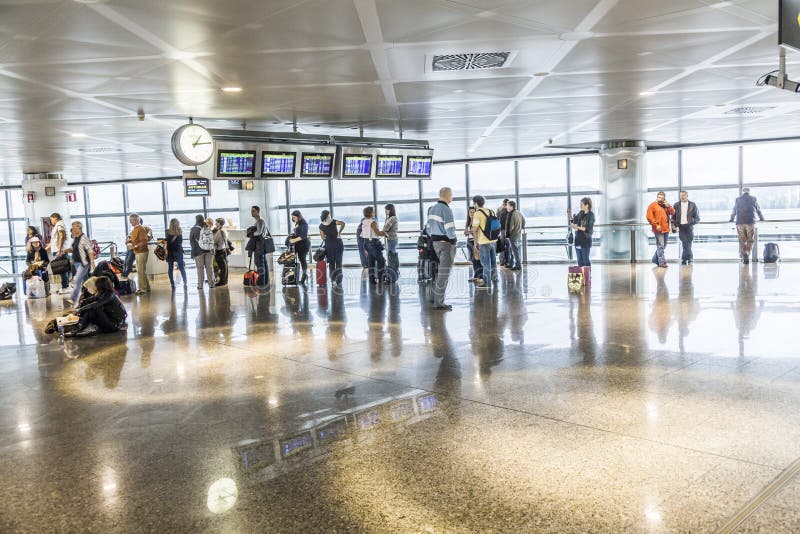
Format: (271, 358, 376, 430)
(417, 394, 438, 414)
(356, 409, 381, 430)
(184, 177, 210, 197)
(300, 152, 334, 177)
(217, 150, 256, 177)
(389, 399, 414, 422)
(237, 440, 276, 472)
(261, 151, 296, 177)
(280, 432, 314, 458)
(342, 154, 373, 177)
(316, 417, 349, 445)
(375, 155, 404, 177)
(406, 156, 432, 178)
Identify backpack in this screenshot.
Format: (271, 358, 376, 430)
(198, 226, 214, 251)
(763, 243, 780, 263)
(91, 239, 101, 257)
(143, 226, 153, 241)
(478, 208, 502, 241)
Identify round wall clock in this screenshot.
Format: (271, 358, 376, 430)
(171, 123, 214, 166)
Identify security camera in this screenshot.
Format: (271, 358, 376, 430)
(137, 108, 145, 121)
(548, 138, 554, 144)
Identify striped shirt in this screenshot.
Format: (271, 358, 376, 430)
(426, 201, 457, 243)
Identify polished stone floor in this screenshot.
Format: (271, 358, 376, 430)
(1, 262, 799, 532)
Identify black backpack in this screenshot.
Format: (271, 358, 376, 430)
(763, 243, 780, 263)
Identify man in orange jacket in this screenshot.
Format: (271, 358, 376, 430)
(646, 191, 675, 268)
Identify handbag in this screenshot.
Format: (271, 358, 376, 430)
(50, 255, 71, 275)
(263, 229, 276, 255)
(313, 246, 326, 262)
(495, 237, 506, 253)
(243, 256, 259, 287)
(277, 249, 296, 266)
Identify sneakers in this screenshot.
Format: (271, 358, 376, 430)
(434, 304, 453, 311)
(475, 281, 489, 290)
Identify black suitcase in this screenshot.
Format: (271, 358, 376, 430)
(417, 257, 438, 283)
(763, 242, 780, 263)
(282, 262, 298, 286)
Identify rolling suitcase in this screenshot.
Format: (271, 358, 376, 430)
(568, 265, 590, 286)
(763, 243, 780, 263)
(385, 251, 399, 283)
(282, 262, 298, 286)
(316, 259, 327, 285)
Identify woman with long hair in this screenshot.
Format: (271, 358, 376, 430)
(212, 218, 229, 286)
(465, 207, 483, 282)
(165, 218, 187, 289)
(361, 206, 387, 284)
(25, 226, 42, 253)
(288, 210, 311, 284)
(319, 210, 345, 286)
(567, 197, 595, 268)
(383, 204, 399, 282)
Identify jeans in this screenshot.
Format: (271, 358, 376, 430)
(167, 254, 187, 287)
(214, 250, 228, 285)
(387, 239, 398, 254)
(325, 239, 344, 285)
(71, 261, 91, 301)
(135, 251, 150, 291)
(652, 232, 669, 266)
(432, 241, 456, 307)
(507, 235, 522, 268)
(478, 242, 498, 285)
(122, 249, 135, 277)
(576, 246, 592, 267)
(357, 236, 368, 268)
(364, 240, 386, 282)
(678, 225, 694, 261)
(254, 252, 269, 286)
(194, 252, 214, 289)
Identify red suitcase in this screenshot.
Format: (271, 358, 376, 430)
(568, 265, 590, 286)
(316, 259, 327, 286)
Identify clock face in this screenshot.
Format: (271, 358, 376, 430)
(172, 124, 214, 166)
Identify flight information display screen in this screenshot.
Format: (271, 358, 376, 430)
(375, 155, 403, 177)
(389, 399, 414, 422)
(280, 432, 314, 458)
(261, 151, 296, 177)
(217, 150, 256, 177)
(406, 156, 432, 178)
(417, 394, 438, 414)
(300, 152, 334, 177)
(356, 409, 381, 430)
(184, 177, 210, 197)
(238, 440, 276, 471)
(342, 154, 373, 177)
(316, 417, 349, 445)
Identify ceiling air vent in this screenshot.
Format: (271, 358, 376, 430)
(429, 52, 516, 72)
(77, 147, 122, 154)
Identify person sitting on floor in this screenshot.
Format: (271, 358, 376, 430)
(65, 276, 128, 338)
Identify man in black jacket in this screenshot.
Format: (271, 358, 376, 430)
(730, 188, 765, 264)
(673, 191, 700, 265)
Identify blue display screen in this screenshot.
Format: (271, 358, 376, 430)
(375, 155, 403, 177)
(300, 153, 334, 177)
(342, 154, 373, 177)
(262, 151, 296, 177)
(217, 150, 256, 177)
(316, 418, 349, 444)
(356, 409, 380, 430)
(389, 399, 414, 421)
(417, 394, 438, 414)
(184, 177, 209, 197)
(406, 156, 432, 177)
(239, 441, 276, 470)
(280, 432, 313, 458)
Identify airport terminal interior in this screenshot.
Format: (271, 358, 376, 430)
(2, 0, 800, 532)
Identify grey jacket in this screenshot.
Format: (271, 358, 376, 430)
(506, 210, 526, 238)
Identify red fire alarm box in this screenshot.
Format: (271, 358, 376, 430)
(26, 192, 36, 203)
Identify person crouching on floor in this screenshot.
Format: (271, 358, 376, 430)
(66, 276, 128, 338)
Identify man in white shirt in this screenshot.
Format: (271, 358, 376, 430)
(672, 191, 700, 265)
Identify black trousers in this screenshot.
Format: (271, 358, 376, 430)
(679, 225, 694, 261)
(214, 250, 228, 285)
(78, 307, 120, 333)
(294, 240, 310, 273)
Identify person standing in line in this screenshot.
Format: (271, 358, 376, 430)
(165, 218, 187, 290)
(49, 213, 70, 293)
(471, 195, 499, 289)
(63, 221, 95, 305)
(213, 218, 229, 286)
(288, 210, 311, 285)
(319, 210, 346, 286)
(383, 204, 399, 283)
(646, 191, 675, 269)
(504, 200, 526, 271)
(497, 198, 510, 267)
(121, 217, 146, 279)
(361, 206, 387, 284)
(190, 214, 215, 290)
(673, 191, 700, 265)
(128, 213, 151, 294)
(464, 207, 483, 283)
(730, 187, 765, 264)
(568, 197, 595, 268)
(426, 187, 458, 310)
(250, 206, 270, 287)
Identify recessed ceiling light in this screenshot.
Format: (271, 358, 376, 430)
(452, 89, 465, 93)
(222, 87, 242, 93)
(71, 133, 88, 138)
(640, 91, 656, 97)
(709, 1, 733, 8)
(638, 51, 654, 57)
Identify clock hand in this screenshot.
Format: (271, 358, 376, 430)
(191, 135, 201, 147)
(193, 141, 212, 146)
